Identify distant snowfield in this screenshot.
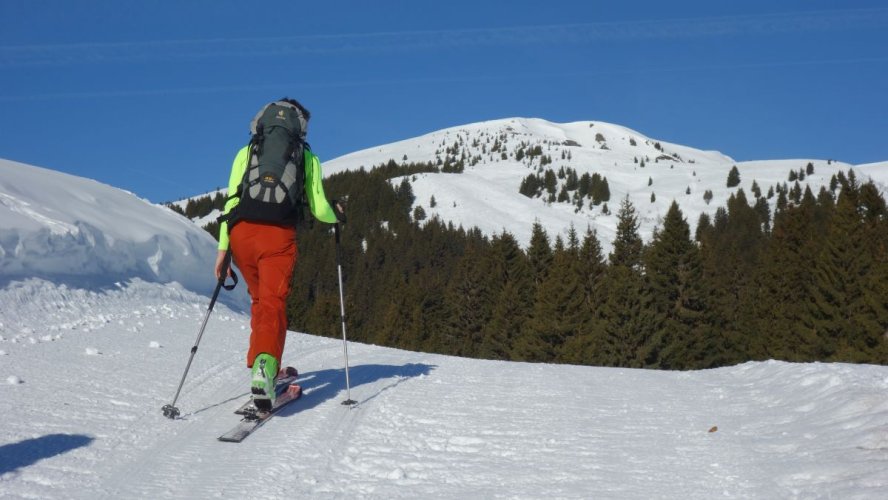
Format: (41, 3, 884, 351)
(3, 121, 888, 498)
(324, 118, 883, 251)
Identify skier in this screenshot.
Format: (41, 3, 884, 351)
(215, 98, 339, 411)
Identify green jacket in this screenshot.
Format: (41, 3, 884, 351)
(218, 145, 337, 250)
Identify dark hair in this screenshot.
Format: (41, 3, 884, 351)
(280, 97, 310, 120)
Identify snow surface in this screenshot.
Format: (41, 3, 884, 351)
(2, 277, 888, 499)
(3, 128, 888, 498)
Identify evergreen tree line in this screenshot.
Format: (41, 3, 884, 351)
(286, 164, 888, 369)
(166, 191, 228, 239)
(171, 162, 886, 369)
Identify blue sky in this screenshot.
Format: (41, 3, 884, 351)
(1, 0, 886, 202)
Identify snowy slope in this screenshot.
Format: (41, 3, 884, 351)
(324, 118, 883, 251)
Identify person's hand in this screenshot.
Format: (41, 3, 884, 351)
(214, 250, 231, 280)
(333, 199, 347, 223)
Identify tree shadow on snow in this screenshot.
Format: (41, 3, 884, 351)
(0, 434, 94, 475)
(277, 363, 436, 416)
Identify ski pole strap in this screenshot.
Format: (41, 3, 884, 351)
(223, 271, 238, 291)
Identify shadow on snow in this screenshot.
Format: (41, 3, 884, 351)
(186, 363, 436, 420)
(0, 434, 94, 475)
(278, 362, 436, 416)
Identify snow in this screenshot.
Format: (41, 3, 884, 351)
(3, 134, 888, 498)
(2, 275, 888, 498)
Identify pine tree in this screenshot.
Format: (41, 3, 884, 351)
(479, 232, 534, 359)
(594, 264, 649, 367)
(413, 205, 427, 221)
(639, 202, 710, 368)
(726, 165, 741, 188)
(703, 190, 713, 205)
(439, 239, 495, 357)
(544, 169, 557, 196)
(558, 227, 608, 364)
(698, 189, 765, 365)
(520, 232, 585, 361)
(808, 178, 885, 361)
(858, 181, 888, 362)
(609, 196, 643, 268)
(695, 212, 712, 243)
(589, 174, 610, 205)
(527, 221, 553, 286)
(755, 197, 822, 361)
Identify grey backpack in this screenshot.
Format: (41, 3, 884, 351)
(228, 100, 309, 227)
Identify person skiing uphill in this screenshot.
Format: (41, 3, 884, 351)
(215, 97, 339, 411)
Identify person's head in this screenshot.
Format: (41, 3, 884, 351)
(279, 97, 310, 121)
(250, 98, 311, 138)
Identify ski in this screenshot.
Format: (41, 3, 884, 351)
(233, 366, 299, 415)
(219, 383, 302, 442)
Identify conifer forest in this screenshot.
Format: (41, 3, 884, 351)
(180, 161, 888, 369)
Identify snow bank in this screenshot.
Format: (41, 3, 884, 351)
(0, 159, 242, 304)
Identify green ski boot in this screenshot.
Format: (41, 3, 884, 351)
(251, 353, 279, 411)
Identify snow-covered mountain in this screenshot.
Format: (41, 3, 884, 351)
(3, 124, 888, 498)
(324, 118, 888, 251)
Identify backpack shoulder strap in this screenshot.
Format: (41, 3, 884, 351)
(217, 145, 252, 224)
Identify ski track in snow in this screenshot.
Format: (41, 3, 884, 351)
(2, 279, 888, 499)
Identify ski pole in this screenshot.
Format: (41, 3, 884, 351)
(334, 222, 357, 406)
(162, 250, 238, 419)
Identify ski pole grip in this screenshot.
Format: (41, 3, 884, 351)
(217, 250, 238, 292)
(332, 198, 347, 224)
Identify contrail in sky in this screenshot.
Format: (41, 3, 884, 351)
(1, 8, 886, 68)
(2, 55, 886, 103)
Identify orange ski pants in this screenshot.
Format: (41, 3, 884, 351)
(229, 221, 298, 368)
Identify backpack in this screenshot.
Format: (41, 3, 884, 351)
(226, 100, 309, 228)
